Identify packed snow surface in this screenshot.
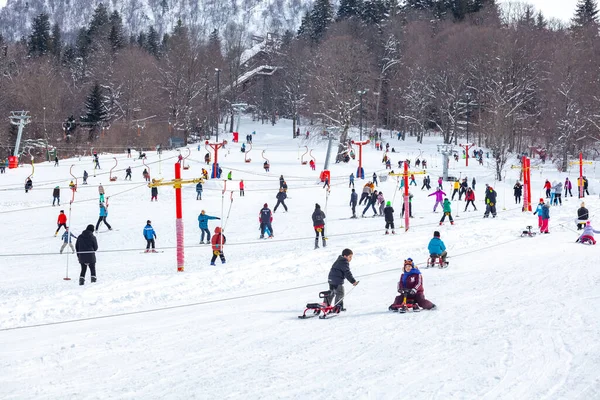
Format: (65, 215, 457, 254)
(1, 118, 600, 399)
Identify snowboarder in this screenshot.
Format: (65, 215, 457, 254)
(577, 202, 589, 230)
(513, 181, 522, 204)
(464, 188, 477, 211)
(239, 180, 245, 196)
(349, 189, 358, 218)
(428, 231, 448, 265)
(95, 202, 112, 231)
(52, 186, 60, 206)
(576, 221, 600, 244)
(312, 203, 326, 249)
(210, 226, 226, 265)
(483, 186, 498, 218)
(274, 188, 288, 212)
(429, 188, 446, 212)
(143, 220, 157, 252)
(259, 203, 274, 239)
(533, 198, 545, 229)
(198, 210, 220, 243)
(125, 167, 132, 180)
(55, 210, 68, 236)
(326, 249, 358, 312)
(75, 224, 98, 285)
(384, 201, 395, 234)
(439, 198, 454, 225)
(388, 259, 436, 311)
(60, 226, 77, 254)
(196, 182, 203, 200)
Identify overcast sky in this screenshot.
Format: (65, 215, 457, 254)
(0, 0, 582, 23)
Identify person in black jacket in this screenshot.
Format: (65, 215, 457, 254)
(483, 186, 498, 218)
(349, 189, 358, 218)
(362, 191, 378, 217)
(384, 201, 395, 234)
(312, 203, 326, 249)
(75, 224, 98, 285)
(327, 249, 358, 312)
(577, 202, 589, 230)
(513, 181, 522, 204)
(259, 203, 273, 238)
(274, 188, 288, 212)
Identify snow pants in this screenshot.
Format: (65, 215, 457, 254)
(385, 221, 395, 230)
(146, 239, 155, 249)
(451, 189, 459, 200)
(359, 193, 369, 205)
(515, 195, 521, 204)
(200, 228, 210, 242)
(540, 218, 549, 233)
(440, 212, 454, 223)
(260, 222, 273, 237)
(53, 196, 60, 206)
(392, 292, 434, 310)
(55, 223, 67, 234)
(274, 199, 287, 212)
(538, 215, 543, 229)
(362, 202, 377, 216)
(211, 251, 226, 264)
(484, 204, 497, 217)
(79, 263, 96, 283)
(578, 235, 596, 244)
(327, 284, 345, 308)
(433, 200, 442, 212)
(95, 216, 112, 231)
(464, 200, 477, 211)
(60, 242, 75, 253)
(350, 203, 356, 217)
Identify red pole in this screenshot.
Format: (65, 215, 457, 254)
(579, 152, 584, 198)
(524, 157, 532, 212)
(175, 162, 185, 272)
(522, 156, 528, 212)
(465, 144, 469, 167)
(404, 162, 410, 231)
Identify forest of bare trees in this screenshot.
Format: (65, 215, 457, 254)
(1, 0, 600, 175)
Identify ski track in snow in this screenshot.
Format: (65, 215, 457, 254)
(2, 117, 600, 398)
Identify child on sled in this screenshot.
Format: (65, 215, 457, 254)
(389, 259, 436, 312)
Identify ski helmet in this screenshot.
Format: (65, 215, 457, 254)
(386, 201, 391, 206)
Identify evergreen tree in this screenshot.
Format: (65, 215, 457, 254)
(146, 26, 160, 57)
(81, 82, 108, 129)
(337, 0, 363, 21)
(75, 28, 91, 59)
(88, 3, 110, 39)
(535, 11, 547, 30)
(572, 0, 599, 28)
(297, 11, 313, 40)
(137, 32, 147, 49)
(161, 0, 169, 13)
(207, 29, 222, 58)
(50, 23, 62, 59)
(310, 0, 334, 43)
(361, 0, 388, 26)
(280, 30, 294, 49)
(108, 11, 125, 51)
(27, 13, 51, 57)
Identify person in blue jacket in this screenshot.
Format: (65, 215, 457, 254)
(95, 202, 112, 232)
(198, 210, 220, 243)
(143, 220, 157, 252)
(196, 182, 203, 200)
(427, 231, 448, 265)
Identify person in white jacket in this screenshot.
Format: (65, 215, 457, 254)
(576, 221, 600, 244)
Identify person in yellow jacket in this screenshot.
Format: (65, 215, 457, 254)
(451, 179, 460, 201)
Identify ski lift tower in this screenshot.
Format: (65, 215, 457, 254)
(437, 144, 454, 181)
(232, 103, 248, 143)
(8, 111, 31, 169)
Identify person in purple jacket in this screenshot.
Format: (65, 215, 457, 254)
(428, 188, 446, 212)
(564, 177, 573, 197)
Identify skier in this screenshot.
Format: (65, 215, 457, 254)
(544, 179, 551, 198)
(359, 183, 372, 205)
(143, 220, 157, 252)
(362, 190, 378, 217)
(428, 231, 448, 266)
(312, 203, 326, 249)
(409, 174, 417, 186)
(565, 177, 573, 197)
(373, 172, 378, 187)
(210, 226, 227, 265)
(533, 198, 545, 229)
(52, 186, 60, 206)
(279, 175, 285, 189)
(451, 179, 460, 200)
(25, 178, 33, 193)
(60, 226, 77, 254)
(125, 167, 132, 180)
(421, 176, 428, 191)
(577, 202, 589, 230)
(388, 259, 436, 311)
(259, 203, 274, 239)
(464, 187, 477, 211)
(554, 181, 563, 205)
(349, 188, 358, 218)
(349, 173, 354, 189)
(196, 182, 203, 200)
(274, 188, 288, 212)
(76, 224, 98, 285)
(513, 181, 522, 204)
(377, 191, 386, 215)
(98, 184, 105, 203)
(55, 210, 68, 236)
(239, 180, 245, 196)
(472, 177, 476, 191)
(83, 170, 88, 184)
(326, 248, 358, 313)
(384, 201, 395, 234)
(459, 178, 468, 200)
(54, 155, 59, 166)
(540, 201, 550, 234)
(428, 187, 446, 212)
(439, 198, 454, 225)
(576, 221, 600, 244)
(142, 169, 150, 182)
(198, 210, 220, 243)
(401, 193, 414, 218)
(483, 186, 498, 218)
(95, 202, 112, 232)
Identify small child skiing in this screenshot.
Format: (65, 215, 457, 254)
(383, 201, 395, 234)
(540, 202, 550, 234)
(576, 221, 600, 244)
(143, 220, 157, 252)
(55, 210, 68, 236)
(60, 227, 77, 254)
(312, 203, 326, 249)
(439, 198, 454, 225)
(429, 188, 446, 212)
(533, 198, 544, 229)
(210, 226, 226, 265)
(239, 180, 245, 196)
(95, 202, 113, 232)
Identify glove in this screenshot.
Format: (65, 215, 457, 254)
(217, 217, 221, 220)
(409, 288, 417, 295)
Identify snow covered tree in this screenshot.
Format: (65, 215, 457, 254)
(146, 27, 160, 57)
(361, 0, 388, 27)
(310, 0, 334, 42)
(337, 0, 363, 21)
(49, 23, 62, 59)
(27, 13, 51, 58)
(572, 0, 599, 28)
(81, 82, 109, 141)
(108, 11, 125, 52)
(297, 11, 313, 40)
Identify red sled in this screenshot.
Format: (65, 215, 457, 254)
(388, 289, 420, 313)
(298, 290, 341, 319)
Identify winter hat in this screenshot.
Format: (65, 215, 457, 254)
(147, 220, 151, 224)
(587, 221, 591, 226)
(214, 226, 222, 233)
(86, 224, 95, 232)
(434, 231, 440, 237)
(539, 198, 544, 203)
(404, 258, 414, 268)
(315, 203, 320, 209)
(264, 203, 268, 208)
(386, 201, 391, 206)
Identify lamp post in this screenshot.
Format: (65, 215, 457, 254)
(357, 89, 368, 141)
(215, 68, 220, 143)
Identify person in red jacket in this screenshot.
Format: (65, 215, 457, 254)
(239, 180, 245, 197)
(544, 180, 552, 198)
(55, 210, 68, 236)
(388, 259, 436, 311)
(210, 226, 226, 265)
(464, 187, 477, 211)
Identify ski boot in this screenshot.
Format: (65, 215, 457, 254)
(151, 249, 158, 253)
(412, 303, 420, 312)
(392, 231, 396, 234)
(385, 230, 389, 235)
(79, 277, 85, 286)
(222, 260, 226, 264)
(210, 262, 216, 266)
(451, 221, 454, 225)
(91, 276, 97, 283)
(145, 249, 150, 253)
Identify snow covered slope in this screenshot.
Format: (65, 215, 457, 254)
(1, 118, 600, 398)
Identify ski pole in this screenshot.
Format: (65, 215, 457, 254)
(332, 281, 360, 308)
(223, 191, 234, 232)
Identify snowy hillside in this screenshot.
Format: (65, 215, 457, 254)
(0, 0, 311, 41)
(1, 117, 600, 398)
